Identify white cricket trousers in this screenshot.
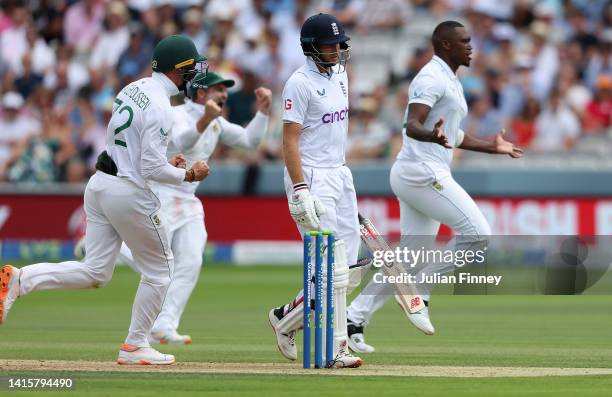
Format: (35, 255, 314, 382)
(284, 165, 361, 276)
(347, 160, 491, 326)
(18, 172, 174, 347)
(118, 190, 207, 333)
(276, 165, 360, 333)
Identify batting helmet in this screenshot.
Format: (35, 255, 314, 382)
(300, 13, 350, 72)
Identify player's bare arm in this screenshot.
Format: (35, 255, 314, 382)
(459, 129, 524, 158)
(283, 122, 306, 184)
(255, 87, 273, 115)
(196, 99, 222, 133)
(406, 103, 452, 148)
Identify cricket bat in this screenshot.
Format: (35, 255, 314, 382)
(358, 213, 426, 314)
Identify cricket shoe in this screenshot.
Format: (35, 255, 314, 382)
(347, 320, 375, 353)
(407, 300, 435, 335)
(149, 330, 192, 345)
(0, 265, 21, 324)
(268, 308, 297, 361)
(329, 340, 363, 368)
(117, 345, 175, 365)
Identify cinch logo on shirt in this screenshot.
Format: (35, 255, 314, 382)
(322, 107, 349, 124)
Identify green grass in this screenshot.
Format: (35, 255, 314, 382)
(1, 263, 611, 396)
(2, 372, 612, 397)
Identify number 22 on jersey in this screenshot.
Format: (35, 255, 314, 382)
(113, 98, 133, 148)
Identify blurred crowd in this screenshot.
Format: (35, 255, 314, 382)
(0, 0, 611, 184)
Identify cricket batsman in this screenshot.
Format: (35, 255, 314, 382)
(114, 71, 272, 344)
(346, 21, 523, 353)
(0, 35, 209, 364)
(268, 13, 362, 368)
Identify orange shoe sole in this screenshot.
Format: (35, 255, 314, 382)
(0, 265, 14, 324)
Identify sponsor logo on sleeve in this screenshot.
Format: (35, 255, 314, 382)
(284, 99, 292, 110)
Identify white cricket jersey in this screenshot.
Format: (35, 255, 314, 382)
(397, 55, 468, 179)
(153, 99, 269, 196)
(106, 72, 186, 189)
(282, 58, 349, 168)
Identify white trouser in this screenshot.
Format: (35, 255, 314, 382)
(278, 165, 360, 332)
(119, 189, 206, 333)
(285, 165, 360, 283)
(347, 160, 491, 326)
(19, 172, 173, 347)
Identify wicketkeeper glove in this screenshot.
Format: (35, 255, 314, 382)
(288, 183, 326, 230)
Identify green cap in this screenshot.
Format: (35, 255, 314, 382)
(151, 35, 206, 73)
(189, 72, 235, 97)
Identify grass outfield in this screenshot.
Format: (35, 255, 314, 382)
(1, 263, 611, 395)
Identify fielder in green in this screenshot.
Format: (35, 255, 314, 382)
(0, 35, 209, 365)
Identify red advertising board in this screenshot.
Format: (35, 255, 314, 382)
(0, 195, 611, 240)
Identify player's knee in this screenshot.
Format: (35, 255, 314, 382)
(142, 273, 172, 290)
(456, 217, 491, 239)
(88, 269, 113, 288)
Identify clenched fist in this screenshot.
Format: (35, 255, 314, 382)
(254, 87, 272, 115)
(204, 99, 222, 120)
(169, 154, 187, 169)
(185, 160, 210, 182)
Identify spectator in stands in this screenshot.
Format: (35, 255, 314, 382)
(584, 75, 612, 133)
(510, 96, 540, 148)
(557, 63, 592, 124)
(357, 0, 412, 32)
(44, 45, 89, 104)
(0, 4, 29, 74)
(64, 157, 88, 184)
(530, 21, 559, 101)
(226, 71, 259, 126)
(20, 26, 55, 76)
(116, 24, 153, 87)
(233, 30, 270, 81)
(0, 92, 39, 180)
(468, 5, 497, 57)
(63, 0, 104, 55)
(182, 8, 208, 54)
(14, 52, 43, 99)
(499, 54, 534, 119)
(585, 35, 612, 89)
(462, 94, 505, 139)
(489, 23, 517, 76)
(1, 0, 611, 182)
(235, 0, 267, 40)
(88, 68, 116, 114)
(8, 105, 77, 183)
(380, 82, 409, 135)
(534, 88, 581, 151)
(567, 8, 599, 53)
(89, 1, 130, 71)
(400, 45, 433, 82)
(347, 97, 391, 160)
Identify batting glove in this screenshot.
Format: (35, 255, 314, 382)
(288, 183, 326, 230)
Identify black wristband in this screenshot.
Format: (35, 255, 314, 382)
(293, 182, 308, 192)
